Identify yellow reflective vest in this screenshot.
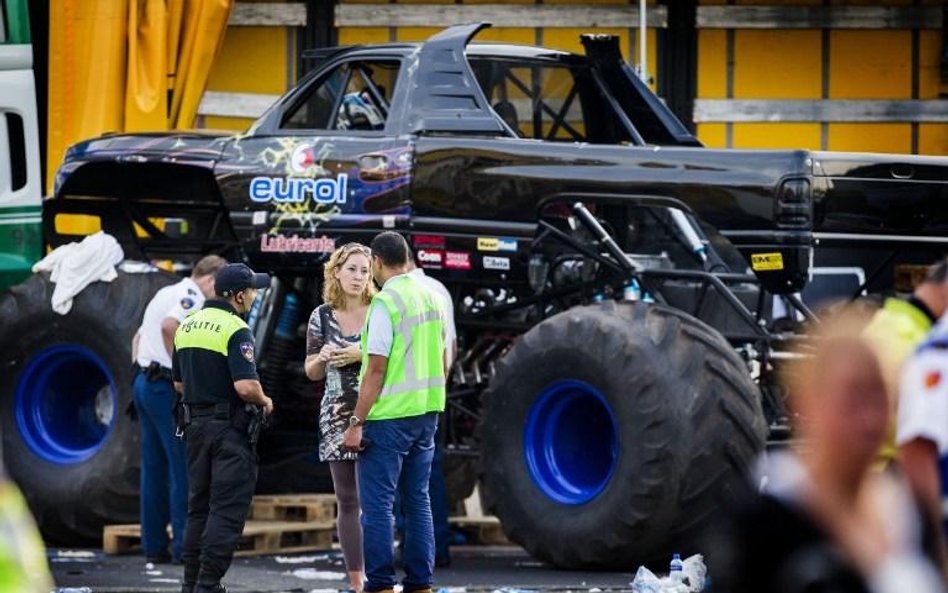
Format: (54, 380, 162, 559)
(863, 298, 935, 464)
(361, 275, 446, 420)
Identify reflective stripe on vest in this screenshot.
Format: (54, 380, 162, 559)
(174, 307, 247, 355)
(361, 275, 446, 421)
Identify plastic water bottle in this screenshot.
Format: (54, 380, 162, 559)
(669, 552, 684, 585)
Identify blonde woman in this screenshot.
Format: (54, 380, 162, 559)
(305, 243, 374, 593)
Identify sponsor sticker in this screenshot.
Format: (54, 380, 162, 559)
(180, 297, 195, 310)
(290, 144, 317, 173)
(417, 249, 444, 269)
(751, 252, 784, 272)
(477, 237, 517, 252)
(482, 256, 510, 271)
(414, 234, 446, 249)
(445, 251, 472, 270)
(240, 342, 255, 363)
(260, 234, 336, 254)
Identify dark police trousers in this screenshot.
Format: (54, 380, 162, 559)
(181, 410, 257, 589)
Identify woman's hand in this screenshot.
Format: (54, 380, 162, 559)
(330, 343, 362, 368)
(316, 344, 337, 364)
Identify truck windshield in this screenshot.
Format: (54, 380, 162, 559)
(469, 58, 635, 145)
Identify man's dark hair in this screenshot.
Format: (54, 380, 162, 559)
(925, 256, 948, 284)
(370, 231, 410, 267)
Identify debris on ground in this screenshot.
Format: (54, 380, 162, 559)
(631, 554, 707, 593)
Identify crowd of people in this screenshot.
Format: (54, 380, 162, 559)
(708, 258, 948, 593)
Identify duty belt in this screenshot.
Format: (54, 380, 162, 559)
(186, 402, 232, 418)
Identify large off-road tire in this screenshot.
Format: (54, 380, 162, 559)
(479, 301, 767, 569)
(0, 270, 177, 544)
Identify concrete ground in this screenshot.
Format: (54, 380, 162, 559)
(50, 546, 636, 593)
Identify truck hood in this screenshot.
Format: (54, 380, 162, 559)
(63, 130, 234, 164)
(809, 151, 948, 236)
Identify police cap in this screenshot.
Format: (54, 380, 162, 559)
(215, 263, 271, 296)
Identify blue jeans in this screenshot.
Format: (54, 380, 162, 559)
(359, 412, 438, 592)
(133, 373, 189, 559)
(395, 432, 451, 564)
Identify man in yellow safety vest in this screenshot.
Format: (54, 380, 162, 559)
(344, 231, 447, 593)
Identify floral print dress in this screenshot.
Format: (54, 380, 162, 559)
(306, 304, 362, 462)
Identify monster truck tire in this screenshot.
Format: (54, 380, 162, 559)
(479, 301, 767, 569)
(0, 270, 177, 544)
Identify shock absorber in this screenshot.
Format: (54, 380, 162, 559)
(259, 293, 301, 403)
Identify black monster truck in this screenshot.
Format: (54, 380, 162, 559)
(2, 23, 946, 567)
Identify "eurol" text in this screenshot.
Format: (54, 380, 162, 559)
(249, 174, 348, 204)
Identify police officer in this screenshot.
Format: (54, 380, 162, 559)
(132, 255, 226, 563)
(172, 263, 273, 593)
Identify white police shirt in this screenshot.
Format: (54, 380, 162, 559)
(136, 277, 204, 369)
(897, 316, 948, 454)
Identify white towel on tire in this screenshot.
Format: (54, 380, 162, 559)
(32, 231, 125, 315)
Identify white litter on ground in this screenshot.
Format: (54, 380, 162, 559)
(145, 570, 163, 576)
(56, 550, 96, 558)
(289, 569, 347, 580)
(274, 554, 330, 564)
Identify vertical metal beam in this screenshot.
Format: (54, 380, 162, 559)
(658, 0, 698, 133)
(821, 0, 830, 150)
(911, 0, 920, 154)
(297, 0, 337, 79)
(725, 0, 735, 149)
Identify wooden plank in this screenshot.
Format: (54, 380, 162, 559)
(449, 516, 509, 546)
(251, 494, 337, 522)
(229, 3, 307, 27)
(236, 520, 334, 556)
(693, 99, 948, 123)
(103, 524, 142, 555)
(335, 4, 668, 29)
(104, 519, 334, 557)
(198, 91, 280, 119)
(696, 6, 941, 30)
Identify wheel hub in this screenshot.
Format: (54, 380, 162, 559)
(523, 379, 619, 504)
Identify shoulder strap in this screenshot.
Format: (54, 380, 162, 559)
(318, 304, 332, 339)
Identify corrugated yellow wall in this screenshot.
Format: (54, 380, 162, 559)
(697, 0, 946, 155)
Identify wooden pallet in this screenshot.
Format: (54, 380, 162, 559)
(449, 516, 510, 546)
(235, 520, 334, 556)
(103, 519, 334, 557)
(250, 494, 337, 523)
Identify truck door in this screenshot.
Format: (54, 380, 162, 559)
(216, 58, 413, 267)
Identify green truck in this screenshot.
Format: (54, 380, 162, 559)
(0, 0, 42, 291)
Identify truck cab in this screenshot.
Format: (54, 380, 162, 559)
(0, 0, 42, 290)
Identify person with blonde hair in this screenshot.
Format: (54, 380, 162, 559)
(709, 308, 944, 593)
(304, 242, 375, 593)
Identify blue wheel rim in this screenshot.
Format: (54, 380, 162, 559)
(524, 379, 619, 505)
(14, 344, 117, 464)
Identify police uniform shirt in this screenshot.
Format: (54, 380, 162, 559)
(897, 316, 948, 454)
(172, 301, 259, 405)
(137, 277, 204, 369)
